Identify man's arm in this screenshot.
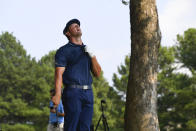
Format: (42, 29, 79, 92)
(91, 56, 101, 77)
(52, 67, 65, 106)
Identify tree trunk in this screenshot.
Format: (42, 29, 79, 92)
(125, 0, 161, 131)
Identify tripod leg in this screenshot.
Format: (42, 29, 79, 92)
(95, 115, 102, 131)
(102, 115, 109, 131)
(102, 118, 107, 131)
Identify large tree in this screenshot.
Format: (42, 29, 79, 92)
(125, 0, 161, 130)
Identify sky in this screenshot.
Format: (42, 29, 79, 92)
(1, 0, 196, 86)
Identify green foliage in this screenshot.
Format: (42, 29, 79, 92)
(175, 28, 196, 70)
(92, 72, 124, 131)
(157, 71, 193, 130)
(112, 55, 130, 94)
(0, 32, 50, 130)
(111, 55, 130, 130)
(1, 123, 35, 131)
(158, 46, 175, 70)
(157, 45, 196, 130)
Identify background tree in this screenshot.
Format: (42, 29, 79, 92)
(0, 32, 50, 130)
(113, 55, 130, 95)
(125, 0, 161, 130)
(157, 29, 196, 130)
(110, 55, 130, 131)
(175, 28, 196, 71)
(173, 28, 196, 130)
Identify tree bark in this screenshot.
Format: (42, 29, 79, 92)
(125, 0, 161, 131)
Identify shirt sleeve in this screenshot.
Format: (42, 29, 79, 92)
(57, 101, 64, 113)
(55, 47, 67, 67)
(49, 101, 54, 108)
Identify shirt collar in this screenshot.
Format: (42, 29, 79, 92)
(69, 41, 85, 47)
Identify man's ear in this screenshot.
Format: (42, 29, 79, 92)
(66, 31, 70, 37)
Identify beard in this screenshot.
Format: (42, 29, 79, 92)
(68, 29, 82, 38)
(73, 31, 82, 37)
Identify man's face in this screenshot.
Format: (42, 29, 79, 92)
(67, 23, 82, 37)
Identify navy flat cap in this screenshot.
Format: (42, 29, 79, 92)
(63, 19, 80, 35)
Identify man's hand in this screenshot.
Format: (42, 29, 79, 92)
(52, 94, 61, 106)
(57, 112, 65, 117)
(50, 107, 56, 113)
(84, 45, 95, 58)
(84, 45, 101, 77)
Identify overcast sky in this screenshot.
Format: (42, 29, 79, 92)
(1, 0, 196, 86)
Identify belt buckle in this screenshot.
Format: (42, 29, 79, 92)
(83, 85, 88, 90)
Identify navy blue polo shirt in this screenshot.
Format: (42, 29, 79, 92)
(55, 42, 93, 86)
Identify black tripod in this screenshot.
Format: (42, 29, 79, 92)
(95, 100, 109, 131)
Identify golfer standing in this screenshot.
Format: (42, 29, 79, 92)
(52, 19, 101, 131)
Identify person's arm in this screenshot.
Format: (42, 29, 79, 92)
(50, 107, 56, 113)
(52, 67, 65, 106)
(91, 56, 101, 77)
(49, 101, 57, 113)
(57, 112, 64, 117)
(57, 101, 65, 116)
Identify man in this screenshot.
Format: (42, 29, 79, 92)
(52, 19, 101, 131)
(48, 89, 64, 131)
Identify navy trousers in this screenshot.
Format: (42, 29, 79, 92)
(62, 87, 93, 131)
